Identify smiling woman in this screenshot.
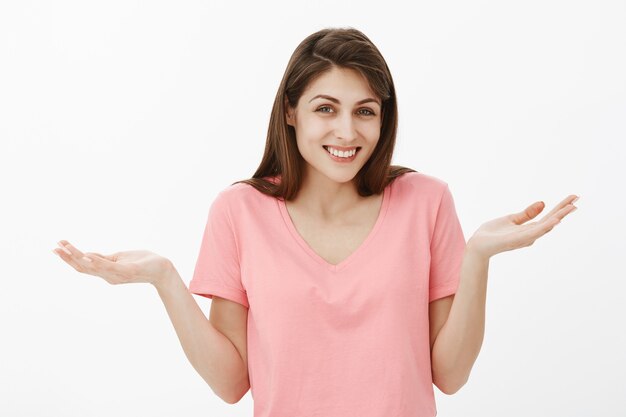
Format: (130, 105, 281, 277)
(52, 24, 578, 417)
(185, 27, 468, 417)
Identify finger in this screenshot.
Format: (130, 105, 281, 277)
(519, 216, 560, 246)
(54, 243, 118, 283)
(82, 252, 118, 271)
(58, 240, 93, 263)
(87, 252, 118, 262)
(56, 242, 73, 256)
(82, 249, 135, 280)
(54, 244, 89, 272)
(58, 240, 82, 257)
(538, 194, 578, 223)
(528, 204, 576, 241)
(547, 203, 578, 224)
(510, 201, 545, 225)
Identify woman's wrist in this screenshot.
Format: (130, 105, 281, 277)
(152, 260, 181, 293)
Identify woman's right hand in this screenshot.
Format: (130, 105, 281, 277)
(53, 240, 174, 288)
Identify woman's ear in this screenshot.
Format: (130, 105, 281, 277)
(285, 97, 295, 127)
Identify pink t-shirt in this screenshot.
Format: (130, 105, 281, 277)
(189, 171, 466, 417)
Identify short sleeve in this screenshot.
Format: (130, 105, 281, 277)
(189, 191, 249, 308)
(429, 184, 466, 303)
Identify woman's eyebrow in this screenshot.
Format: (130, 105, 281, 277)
(309, 94, 380, 107)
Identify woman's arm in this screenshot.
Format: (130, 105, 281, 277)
(430, 247, 488, 394)
(153, 264, 249, 404)
(431, 195, 578, 393)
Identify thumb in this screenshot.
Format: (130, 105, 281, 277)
(510, 201, 544, 225)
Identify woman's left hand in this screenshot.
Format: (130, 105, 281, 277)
(467, 194, 579, 259)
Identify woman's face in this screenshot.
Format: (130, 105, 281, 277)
(285, 66, 382, 185)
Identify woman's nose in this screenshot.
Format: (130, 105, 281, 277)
(334, 113, 358, 141)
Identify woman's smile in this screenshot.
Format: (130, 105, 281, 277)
(323, 145, 362, 163)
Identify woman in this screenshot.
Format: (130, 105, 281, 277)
(53, 27, 578, 417)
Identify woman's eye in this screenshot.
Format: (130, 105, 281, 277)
(315, 106, 376, 116)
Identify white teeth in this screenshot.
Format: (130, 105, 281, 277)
(325, 146, 357, 158)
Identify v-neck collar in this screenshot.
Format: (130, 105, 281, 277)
(277, 180, 392, 273)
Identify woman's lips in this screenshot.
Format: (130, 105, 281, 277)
(323, 145, 360, 162)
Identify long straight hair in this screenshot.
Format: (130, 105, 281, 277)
(232, 27, 417, 200)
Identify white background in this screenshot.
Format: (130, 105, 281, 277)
(1, 0, 624, 416)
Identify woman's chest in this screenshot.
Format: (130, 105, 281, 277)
(291, 221, 375, 266)
(239, 214, 432, 320)
(284, 194, 384, 266)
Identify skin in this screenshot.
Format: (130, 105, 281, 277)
(285, 66, 383, 221)
(468, 195, 578, 259)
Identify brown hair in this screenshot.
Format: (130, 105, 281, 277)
(232, 26, 417, 200)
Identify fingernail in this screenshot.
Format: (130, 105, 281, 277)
(82, 256, 92, 263)
(572, 196, 579, 203)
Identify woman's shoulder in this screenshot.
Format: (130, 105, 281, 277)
(215, 181, 261, 202)
(212, 179, 278, 215)
(388, 172, 454, 215)
(393, 170, 449, 194)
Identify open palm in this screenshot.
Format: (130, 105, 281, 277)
(53, 240, 173, 286)
(467, 194, 579, 259)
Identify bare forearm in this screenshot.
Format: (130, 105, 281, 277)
(431, 246, 489, 394)
(153, 264, 247, 403)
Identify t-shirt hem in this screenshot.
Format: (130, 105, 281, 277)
(188, 279, 250, 308)
(429, 284, 458, 303)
